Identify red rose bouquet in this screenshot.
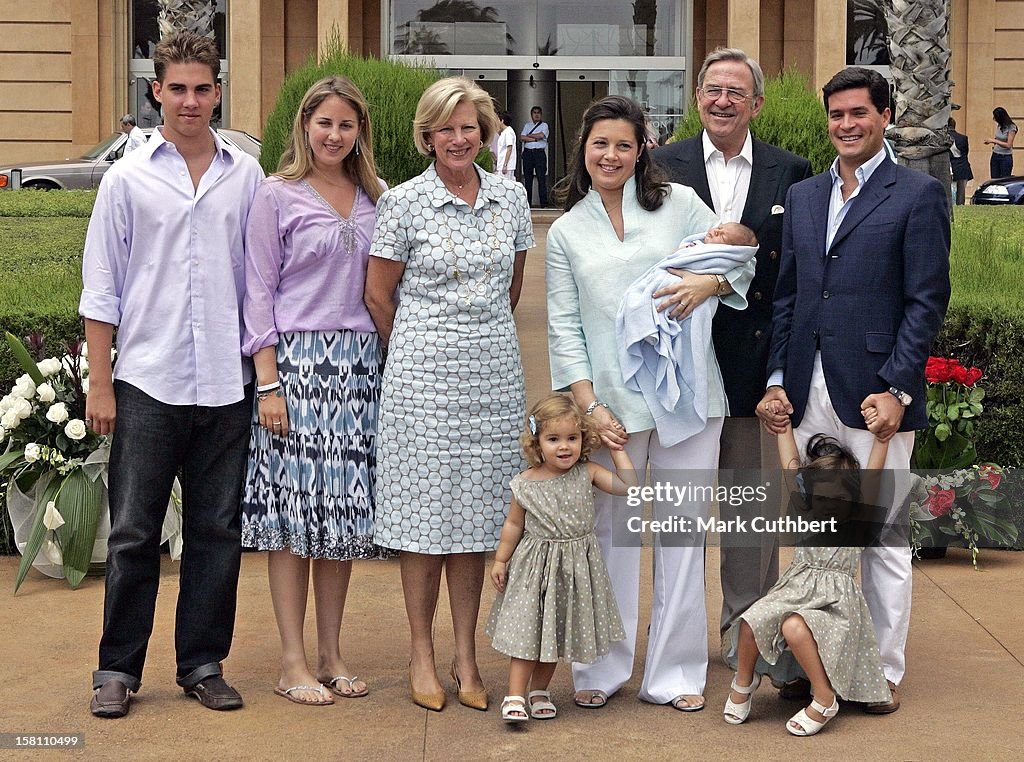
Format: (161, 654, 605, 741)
(913, 356, 985, 470)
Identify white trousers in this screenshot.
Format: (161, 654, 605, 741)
(572, 419, 723, 703)
(793, 354, 913, 685)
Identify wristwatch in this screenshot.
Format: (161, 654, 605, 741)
(714, 274, 729, 296)
(887, 386, 913, 406)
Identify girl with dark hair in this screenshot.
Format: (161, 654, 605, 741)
(722, 407, 893, 736)
(547, 94, 754, 712)
(985, 107, 1017, 178)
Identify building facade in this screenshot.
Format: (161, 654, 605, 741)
(0, 0, 1019, 190)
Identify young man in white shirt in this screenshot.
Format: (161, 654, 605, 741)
(84, 31, 263, 719)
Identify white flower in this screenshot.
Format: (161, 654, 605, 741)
(79, 357, 89, 374)
(43, 539, 63, 566)
(81, 377, 90, 395)
(46, 402, 69, 424)
(64, 419, 87, 441)
(12, 397, 32, 421)
(0, 394, 14, 413)
(12, 374, 36, 399)
(80, 341, 89, 359)
(1, 409, 18, 430)
(37, 358, 62, 377)
(24, 443, 41, 462)
(36, 383, 56, 403)
(0, 426, 6, 443)
(43, 501, 65, 530)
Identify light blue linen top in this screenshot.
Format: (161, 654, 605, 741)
(546, 178, 753, 434)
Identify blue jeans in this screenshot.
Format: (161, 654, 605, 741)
(93, 381, 253, 692)
(522, 148, 548, 206)
(990, 153, 1013, 179)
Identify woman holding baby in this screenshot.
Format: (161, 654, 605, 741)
(545, 95, 755, 713)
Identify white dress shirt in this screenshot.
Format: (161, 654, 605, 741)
(123, 126, 147, 155)
(702, 130, 753, 221)
(80, 127, 264, 406)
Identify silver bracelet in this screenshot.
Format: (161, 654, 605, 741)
(585, 400, 609, 416)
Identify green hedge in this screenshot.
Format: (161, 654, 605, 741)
(261, 43, 442, 186)
(0, 189, 96, 218)
(674, 70, 836, 175)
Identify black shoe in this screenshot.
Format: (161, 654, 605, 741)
(91, 679, 131, 718)
(778, 677, 812, 700)
(184, 675, 243, 711)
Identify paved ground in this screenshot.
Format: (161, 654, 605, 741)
(3, 215, 1022, 760)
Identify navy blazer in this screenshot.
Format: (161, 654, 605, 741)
(653, 134, 812, 416)
(767, 159, 951, 431)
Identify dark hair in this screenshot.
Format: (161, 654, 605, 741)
(153, 31, 221, 83)
(993, 107, 1014, 130)
(120, 114, 137, 127)
(822, 67, 889, 114)
(553, 95, 670, 213)
(797, 434, 862, 500)
(499, 110, 514, 127)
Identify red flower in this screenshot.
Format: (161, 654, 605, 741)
(978, 465, 1002, 490)
(925, 357, 954, 384)
(963, 366, 983, 387)
(924, 486, 956, 517)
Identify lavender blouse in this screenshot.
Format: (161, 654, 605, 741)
(242, 175, 380, 356)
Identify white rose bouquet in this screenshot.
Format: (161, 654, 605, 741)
(1, 331, 106, 591)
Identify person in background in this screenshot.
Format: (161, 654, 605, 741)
(985, 107, 1017, 179)
(120, 114, 147, 155)
(493, 110, 517, 180)
(521, 106, 550, 206)
(948, 117, 973, 206)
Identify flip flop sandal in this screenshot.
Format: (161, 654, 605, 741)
(321, 675, 369, 698)
(501, 695, 529, 723)
(528, 690, 557, 719)
(573, 690, 608, 709)
(274, 684, 334, 706)
(671, 695, 706, 712)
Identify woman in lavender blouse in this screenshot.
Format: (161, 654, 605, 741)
(240, 76, 388, 706)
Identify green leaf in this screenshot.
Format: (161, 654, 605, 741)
(13, 473, 61, 593)
(54, 468, 103, 589)
(947, 405, 959, 421)
(934, 423, 951, 442)
(4, 330, 45, 385)
(969, 387, 985, 403)
(0, 449, 26, 472)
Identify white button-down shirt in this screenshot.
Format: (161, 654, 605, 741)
(79, 127, 264, 406)
(703, 129, 753, 221)
(826, 145, 890, 251)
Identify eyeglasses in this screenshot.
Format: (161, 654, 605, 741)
(698, 86, 752, 104)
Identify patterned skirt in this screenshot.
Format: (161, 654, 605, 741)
(241, 330, 390, 560)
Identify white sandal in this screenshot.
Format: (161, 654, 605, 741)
(723, 673, 761, 725)
(501, 695, 529, 723)
(528, 689, 557, 719)
(787, 694, 839, 736)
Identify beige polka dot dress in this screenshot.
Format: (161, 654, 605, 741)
(486, 464, 625, 663)
(723, 546, 892, 703)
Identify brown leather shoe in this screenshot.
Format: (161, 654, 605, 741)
(864, 680, 900, 714)
(184, 675, 243, 711)
(91, 679, 131, 718)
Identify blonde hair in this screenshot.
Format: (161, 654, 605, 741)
(520, 394, 600, 468)
(413, 77, 499, 157)
(277, 76, 383, 204)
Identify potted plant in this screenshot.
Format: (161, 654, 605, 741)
(1, 332, 181, 592)
(910, 356, 1018, 564)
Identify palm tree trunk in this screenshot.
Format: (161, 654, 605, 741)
(157, 0, 216, 40)
(884, 0, 952, 189)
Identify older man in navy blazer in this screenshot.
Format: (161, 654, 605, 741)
(653, 48, 812, 657)
(759, 67, 951, 715)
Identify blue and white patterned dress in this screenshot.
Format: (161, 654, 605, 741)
(370, 163, 534, 553)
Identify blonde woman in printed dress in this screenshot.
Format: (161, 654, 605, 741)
(241, 76, 388, 706)
(365, 77, 534, 712)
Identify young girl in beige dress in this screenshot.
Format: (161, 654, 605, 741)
(486, 395, 637, 722)
(722, 403, 893, 736)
